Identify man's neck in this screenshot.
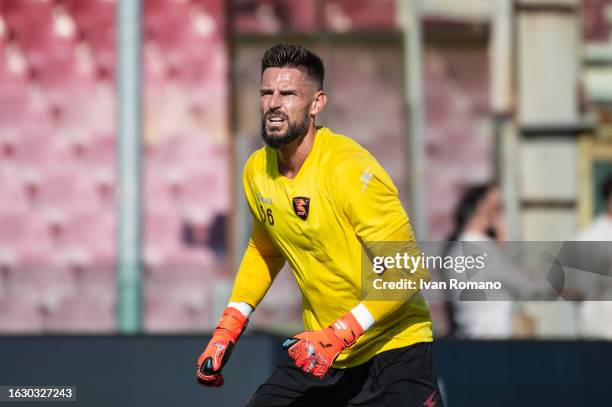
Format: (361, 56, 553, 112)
(277, 124, 317, 179)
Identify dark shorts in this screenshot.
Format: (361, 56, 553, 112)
(245, 342, 444, 407)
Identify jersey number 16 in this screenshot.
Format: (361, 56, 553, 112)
(259, 205, 274, 225)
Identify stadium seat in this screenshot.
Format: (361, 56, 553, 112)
(59, 210, 114, 256)
(180, 171, 223, 213)
(34, 169, 99, 212)
(0, 248, 17, 293)
(583, 0, 612, 42)
(232, 0, 335, 34)
(1, 0, 56, 58)
(6, 258, 76, 310)
(0, 294, 44, 334)
(90, 168, 115, 210)
(65, 0, 115, 58)
(144, 0, 191, 46)
(143, 171, 175, 212)
(143, 290, 201, 333)
(76, 267, 116, 307)
(145, 245, 215, 283)
(12, 130, 72, 172)
(0, 170, 29, 212)
(0, 210, 54, 253)
(82, 132, 115, 170)
(152, 133, 215, 170)
(143, 210, 183, 254)
(0, 80, 29, 122)
(282, 0, 318, 33)
(45, 293, 115, 333)
(61, 245, 116, 309)
(322, 0, 396, 32)
(143, 245, 215, 327)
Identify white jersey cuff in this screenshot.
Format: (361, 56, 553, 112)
(350, 303, 375, 331)
(227, 302, 254, 318)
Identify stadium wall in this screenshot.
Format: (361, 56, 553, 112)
(0, 335, 610, 406)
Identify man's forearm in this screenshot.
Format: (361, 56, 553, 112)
(229, 241, 285, 309)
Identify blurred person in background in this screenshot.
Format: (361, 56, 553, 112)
(445, 183, 505, 245)
(182, 211, 228, 258)
(575, 173, 612, 339)
(444, 183, 535, 338)
(196, 44, 443, 406)
(577, 174, 612, 241)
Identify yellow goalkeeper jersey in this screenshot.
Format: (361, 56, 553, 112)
(230, 127, 432, 368)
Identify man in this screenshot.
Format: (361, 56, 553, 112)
(196, 44, 443, 406)
(445, 183, 535, 338)
(577, 174, 612, 242)
(575, 173, 612, 338)
(443, 183, 511, 338)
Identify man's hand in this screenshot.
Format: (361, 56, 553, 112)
(196, 307, 248, 387)
(283, 312, 364, 379)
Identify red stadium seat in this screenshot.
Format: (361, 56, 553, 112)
(63, 0, 115, 58)
(45, 293, 115, 333)
(180, 171, 224, 213)
(0, 248, 18, 274)
(583, 0, 612, 42)
(144, 135, 229, 215)
(145, 245, 215, 283)
(282, 0, 318, 33)
(6, 257, 76, 309)
(143, 245, 215, 330)
(59, 211, 114, 255)
(143, 170, 175, 212)
(0, 210, 54, 253)
(0, 171, 29, 212)
(82, 132, 115, 169)
(12, 130, 72, 172)
(2, 1, 78, 89)
(152, 133, 215, 169)
(0, 79, 29, 124)
(0, 294, 44, 333)
(322, 0, 396, 32)
(1, 0, 56, 56)
(76, 267, 116, 307)
(143, 291, 202, 333)
(233, 0, 322, 34)
(33, 169, 99, 212)
(89, 167, 115, 210)
(143, 210, 183, 254)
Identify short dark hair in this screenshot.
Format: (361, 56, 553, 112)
(602, 173, 612, 203)
(261, 44, 324, 90)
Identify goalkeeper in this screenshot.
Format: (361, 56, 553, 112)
(196, 43, 444, 406)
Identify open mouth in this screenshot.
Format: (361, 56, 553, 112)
(266, 114, 287, 125)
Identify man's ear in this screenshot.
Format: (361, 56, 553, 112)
(310, 90, 327, 116)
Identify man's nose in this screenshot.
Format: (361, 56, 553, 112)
(269, 91, 281, 109)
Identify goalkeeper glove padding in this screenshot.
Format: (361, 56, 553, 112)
(283, 311, 364, 379)
(196, 307, 248, 387)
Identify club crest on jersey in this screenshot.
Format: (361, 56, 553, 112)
(292, 197, 310, 220)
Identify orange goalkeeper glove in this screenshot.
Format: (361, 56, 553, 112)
(196, 307, 248, 387)
(282, 311, 364, 379)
